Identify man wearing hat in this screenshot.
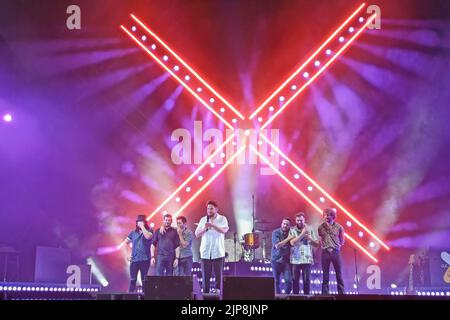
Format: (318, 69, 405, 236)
(126, 215, 153, 292)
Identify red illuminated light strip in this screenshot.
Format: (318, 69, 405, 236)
(130, 14, 245, 121)
(259, 133, 390, 251)
(145, 134, 236, 222)
(250, 145, 323, 213)
(121, 25, 235, 129)
(172, 145, 247, 219)
(345, 234, 378, 263)
(249, 145, 378, 263)
(249, 3, 366, 120)
(260, 14, 377, 129)
(116, 241, 127, 250)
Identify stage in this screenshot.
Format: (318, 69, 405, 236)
(1, 283, 449, 300)
(1, 0, 450, 306)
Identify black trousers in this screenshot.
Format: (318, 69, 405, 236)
(271, 260, 292, 294)
(321, 249, 345, 295)
(129, 260, 150, 292)
(292, 264, 311, 294)
(176, 257, 193, 276)
(156, 255, 174, 276)
(201, 257, 224, 293)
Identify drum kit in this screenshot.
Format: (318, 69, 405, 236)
(225, 230, 271, 262)
(240, 219, 272, 262)
(225, 195, 273, 263)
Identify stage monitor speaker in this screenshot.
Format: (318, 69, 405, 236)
(223, 276, 274, 300)
(144, 275, 203, 300)
(96, 292, 142, 300)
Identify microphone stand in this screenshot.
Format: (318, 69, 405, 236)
(354, 249, 359, 294)
(252, 194, 256, 262)
(252, 194, 255, 233)
(234, 232, 237, 276)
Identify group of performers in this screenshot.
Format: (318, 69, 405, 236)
(126, 200, 227, 294)
(271, 207, 345, 295)
(126, 201, 344, 295)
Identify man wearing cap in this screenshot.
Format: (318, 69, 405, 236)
(126, 215, 154, 292)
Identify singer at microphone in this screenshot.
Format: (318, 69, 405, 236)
(205, 215, 210, 232)
(195, 200, 229, 295)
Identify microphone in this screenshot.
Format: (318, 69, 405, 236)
(205, 215, 210, 232)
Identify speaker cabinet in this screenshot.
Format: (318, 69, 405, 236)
(223, 276, 274, 300)
(96, 292, 142, 300)
(144, 275, 203, 300)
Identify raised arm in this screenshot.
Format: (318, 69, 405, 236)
(290, 228, 306, 246)
(274, 231, 293, 249)
(210, 221, 229, 234)
(141, 227, 153, 240)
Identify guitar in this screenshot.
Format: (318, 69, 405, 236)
(444, 267, 450, 284)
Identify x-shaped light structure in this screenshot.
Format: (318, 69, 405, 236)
(120, 3, 389, 262)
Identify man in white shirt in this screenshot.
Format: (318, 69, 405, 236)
(195, 200, 229, 294)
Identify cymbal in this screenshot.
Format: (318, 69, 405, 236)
(254, 219, 271, 224)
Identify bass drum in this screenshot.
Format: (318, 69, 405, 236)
(243, 232, 260, 250)
(224, 238, 243, 262)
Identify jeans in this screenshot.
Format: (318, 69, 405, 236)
(156, 255, 174, 276)
(176, 256, 193, 276)
(271, 260, 292, 294)
(321, 249, 345, 295)
(129, 260, 150, 292)
(292, 264, 311, 294)
(201, 257, 224, 293)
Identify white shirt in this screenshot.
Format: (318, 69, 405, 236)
(195, 214, 229, 260)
